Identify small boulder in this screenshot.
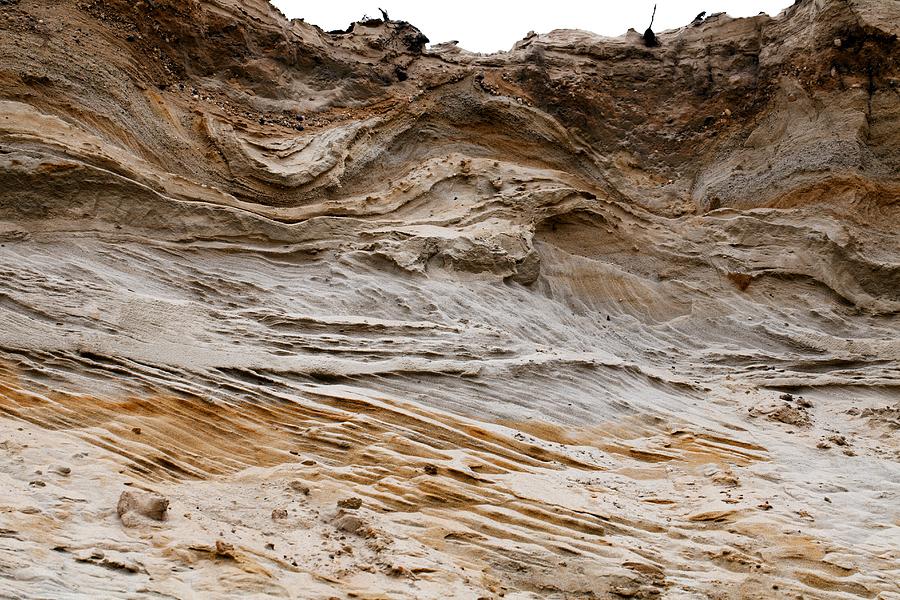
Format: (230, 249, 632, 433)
(288, 480, 310, 495)
(767, 405, 811, 428)
(117, 489, 168, 526)
(337, 497, 362, 510)
(334, 514, 363, 534)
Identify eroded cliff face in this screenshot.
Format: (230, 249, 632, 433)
(0, 0, 898, 598)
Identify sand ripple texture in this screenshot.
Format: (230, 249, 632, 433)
(0, 0, 898, 598)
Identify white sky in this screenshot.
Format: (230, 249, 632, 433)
(269, 1, 794, 53)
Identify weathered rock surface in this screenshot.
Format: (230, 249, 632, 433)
(0, 0, 898, 598)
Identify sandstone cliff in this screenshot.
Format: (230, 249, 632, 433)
(0, 0, 898, 598)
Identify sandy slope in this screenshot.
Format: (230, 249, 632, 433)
(0, 0, 898, 597)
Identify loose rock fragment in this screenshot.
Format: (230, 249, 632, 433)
(288, 480, 310, 495)
(117, 489, 169, 526)
(767, 405, 811, 427)
(334, 514, 363, 534)
(337, 497, 362, 510)
(215, 540, 237, 559)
